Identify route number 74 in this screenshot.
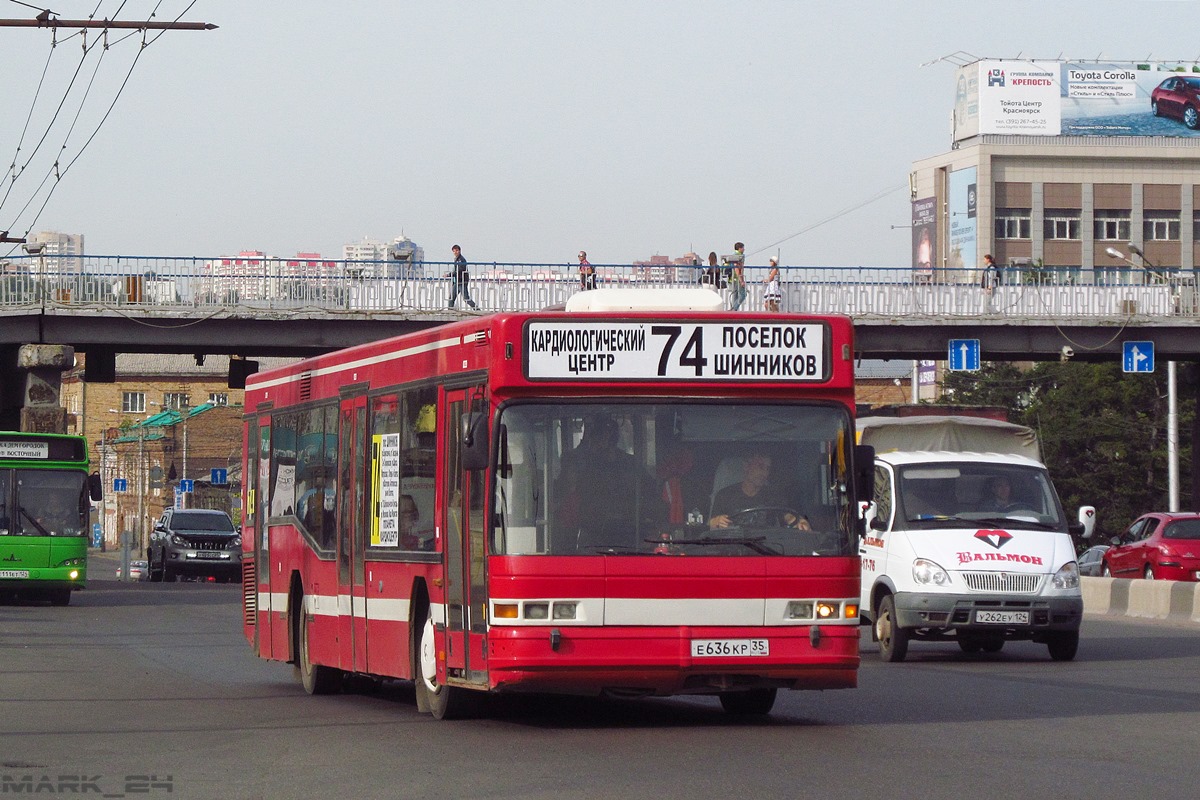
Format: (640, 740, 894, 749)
(651, 325, 709, 377)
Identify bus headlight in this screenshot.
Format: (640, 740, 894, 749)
(815, 601, 839, 619)
(552, 601, 577, 620)
(68, 569, 79, 580)
(785, 601, 814, 619)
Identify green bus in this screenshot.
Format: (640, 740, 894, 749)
(0, 432, 102, 606)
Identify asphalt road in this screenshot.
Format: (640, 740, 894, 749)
(1, 552, 1198, 800)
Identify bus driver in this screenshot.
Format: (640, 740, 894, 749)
(709, 452, 810, 531)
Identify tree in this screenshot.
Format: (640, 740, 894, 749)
(939, 362, 1195, 542)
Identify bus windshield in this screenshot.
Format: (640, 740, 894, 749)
(493, 402, 855, 557)
(9, 470, 89, 537)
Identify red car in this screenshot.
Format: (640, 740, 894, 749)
(1103, 512, 1200, 580)
(1151, 76, 1200, 130)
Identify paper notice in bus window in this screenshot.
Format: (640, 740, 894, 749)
(373, 433, 401, 547)
(524, 321, 828, 382)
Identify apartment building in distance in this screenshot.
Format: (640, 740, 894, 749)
(343, 235, 426, 278)
(19, 230, 85, 276)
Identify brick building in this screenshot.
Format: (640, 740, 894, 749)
(61, 353, 295, 548)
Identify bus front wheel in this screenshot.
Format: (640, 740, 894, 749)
(49, 588, 71, 606)
(719, 688, 777, 715)
(417, 610, 478, 720)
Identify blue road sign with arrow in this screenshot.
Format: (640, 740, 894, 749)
(948, 339, 981, 372)
(1123, 341, 1154, 373)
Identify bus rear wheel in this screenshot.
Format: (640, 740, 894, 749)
(417, 610, 478, 720)
(297, 604, 341, 695)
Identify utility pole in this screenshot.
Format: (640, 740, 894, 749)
(137, 422, 145, 555)
(181, 400, 189, 509)
(0, 14, 216, 30)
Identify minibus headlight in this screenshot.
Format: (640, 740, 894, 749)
(913, 558, 951, 586)
(1052, 561, 1080, 590)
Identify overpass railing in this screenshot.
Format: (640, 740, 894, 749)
(0, 255, 1196, 320)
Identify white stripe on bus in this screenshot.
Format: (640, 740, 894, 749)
(267, 594, 856, 627)
(250, 335, 463, 390)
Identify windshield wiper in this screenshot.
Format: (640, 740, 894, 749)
(973, 516, 1059, 530)
(19, 507, 50, 536)
(583, 545, 648, 555)
(659, 536, 779, 555)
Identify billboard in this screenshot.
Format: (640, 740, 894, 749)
(954, 60, 1200, 140)
(911, 196, 937, 278)
(947, 168, 977, 275)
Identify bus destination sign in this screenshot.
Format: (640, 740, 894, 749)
(525, 321, 828, 382)
(0, 440, 50, 460)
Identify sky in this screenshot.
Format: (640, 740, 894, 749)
(3, 0, 1200, 267)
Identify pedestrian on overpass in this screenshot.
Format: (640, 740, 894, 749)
(447, 244, 478, 310)
(764, 257, 781, 312)
(727, 242, 747, 311)
(578, 251, 596, 290)
(981, 253, 1000, 312)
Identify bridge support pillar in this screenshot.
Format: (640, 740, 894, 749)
(17, 344, 74, 434)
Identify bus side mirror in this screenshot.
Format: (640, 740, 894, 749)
(88, 472, 103, 502)
(461, 413, 489, 472)
(852, 445, 875, 536)
(854, 444, 875, 502)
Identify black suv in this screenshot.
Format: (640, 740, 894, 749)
(148, 509, 240, 582)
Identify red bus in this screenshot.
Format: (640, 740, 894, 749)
(241, 290, 872, 718)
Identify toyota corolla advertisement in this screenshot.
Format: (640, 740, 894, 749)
(954, 60, 1200, 139)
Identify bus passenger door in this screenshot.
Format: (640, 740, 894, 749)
(442, 387, 489, 685)
(337, 395, 370, 673)
(250, 417, 274, 658)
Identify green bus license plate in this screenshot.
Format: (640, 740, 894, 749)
(976, 610, 1029, 625)
(0, 570, 31, 579)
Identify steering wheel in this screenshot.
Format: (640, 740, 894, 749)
(726, 506, 802, 528)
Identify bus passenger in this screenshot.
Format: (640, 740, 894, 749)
(557, 415, 656, 548)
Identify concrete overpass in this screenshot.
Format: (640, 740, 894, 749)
(1, 253, 1198, 425)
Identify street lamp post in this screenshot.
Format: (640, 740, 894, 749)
(1106, 245, 1179, 511)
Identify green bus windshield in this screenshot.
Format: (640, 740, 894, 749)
(3, 469, 90, 537)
